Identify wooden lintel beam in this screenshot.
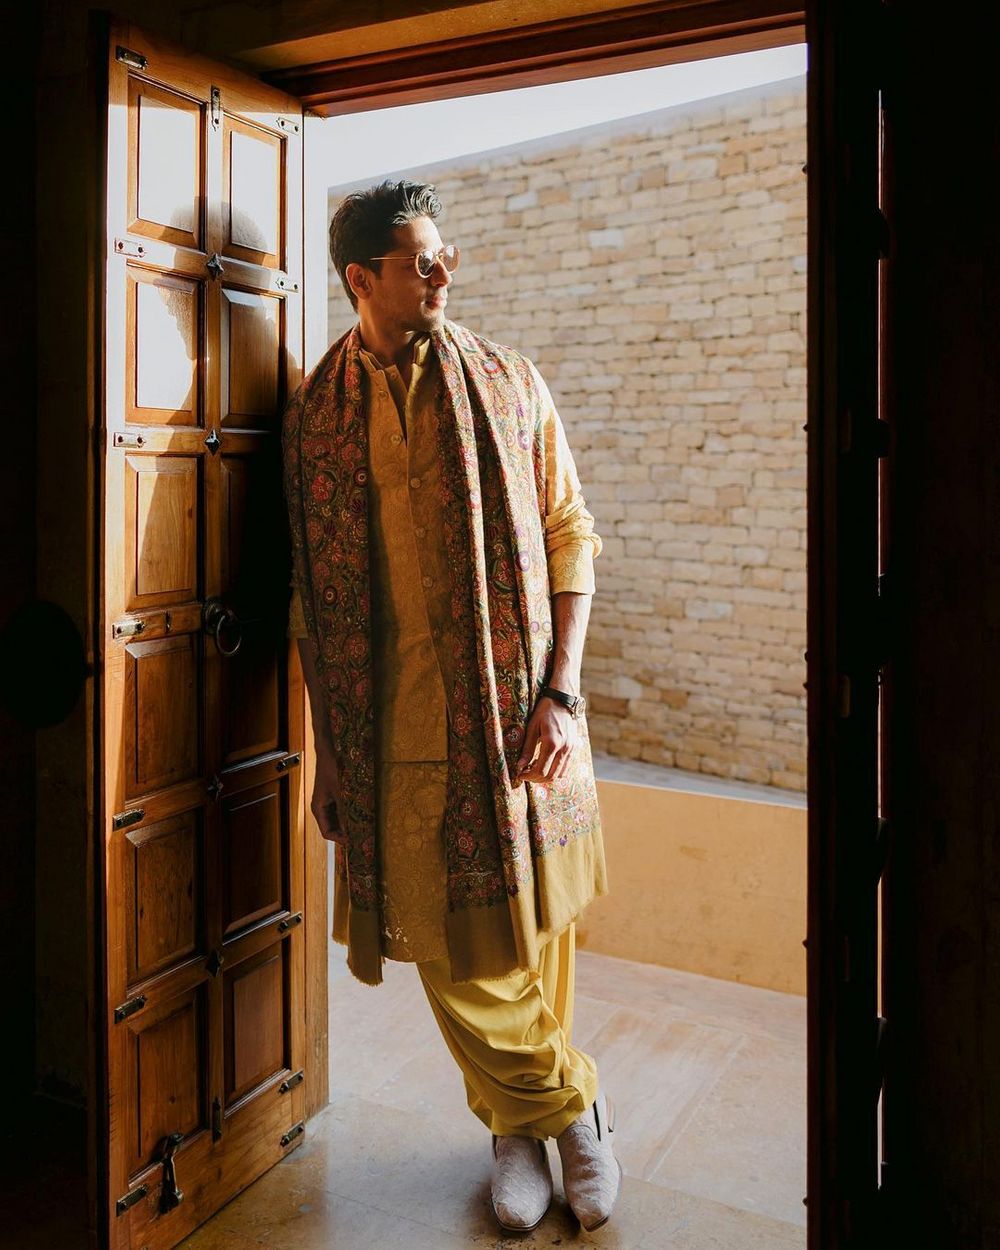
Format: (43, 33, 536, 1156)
(264, 0, 805, 115)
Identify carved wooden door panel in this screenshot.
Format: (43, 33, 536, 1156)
(100, 24, 306, 1249)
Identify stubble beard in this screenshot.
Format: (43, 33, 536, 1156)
(418, 299, 447, 331)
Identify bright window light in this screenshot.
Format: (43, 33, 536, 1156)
(316, 44, 807, 188)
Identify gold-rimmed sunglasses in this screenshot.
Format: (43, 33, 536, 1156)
(368, 243, 460, 279)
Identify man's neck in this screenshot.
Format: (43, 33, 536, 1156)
(356, 317, 419, 379)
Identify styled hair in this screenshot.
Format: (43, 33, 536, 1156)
(329, 179, 442, 310)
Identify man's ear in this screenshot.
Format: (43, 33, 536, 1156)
(346, 261, 372, 304)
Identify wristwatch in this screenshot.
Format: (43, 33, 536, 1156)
(539, 685, 587, 719)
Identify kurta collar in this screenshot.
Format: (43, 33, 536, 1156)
(357, 331, 431, 377)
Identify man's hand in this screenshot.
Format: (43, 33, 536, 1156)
(514, 696, 579, 787)
(298, 635, 348, 845)
(311, 749, 348, 845)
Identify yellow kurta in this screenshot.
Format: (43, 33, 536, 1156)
(288, 334, 601, 963)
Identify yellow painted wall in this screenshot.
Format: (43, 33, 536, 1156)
(577, 780, 807, 995)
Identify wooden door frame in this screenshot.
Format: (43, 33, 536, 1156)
(24, 2, 873, 1248)
(54, 3, 853, 1246)
(289, 0, 835, 1237)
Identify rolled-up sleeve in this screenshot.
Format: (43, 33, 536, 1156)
(528, 361, 602, 595)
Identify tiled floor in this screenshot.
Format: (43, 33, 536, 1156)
(182, 943, 805, 1248)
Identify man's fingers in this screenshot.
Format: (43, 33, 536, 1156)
(310, 797, 347, 843)
(522, 741, 573, 786)
(549, 742, 575, 781)
(554, 745, 574, 780)
(537, 743, 560, 778)
(516, 746, 549, 785)
(516, 720, 541, 773)
(515, 704, 581, 787)
(540, 732, 579, 783)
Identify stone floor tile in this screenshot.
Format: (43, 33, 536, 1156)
(574, 949, 806, 1045)
(180, 1164, 479, 1249)
(328, 959, 439, 1099)
(650, 1031, 807, 1226)
(580, 1012, 744, 1179)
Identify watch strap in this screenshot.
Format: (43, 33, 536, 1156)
(539, 685, 579, 713)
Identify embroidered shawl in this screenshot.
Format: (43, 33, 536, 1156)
(281, 321, 607, 985)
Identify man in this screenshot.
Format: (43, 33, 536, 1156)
(282, 179, 621, 1234)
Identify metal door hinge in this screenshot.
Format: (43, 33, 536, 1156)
(276, 115, 300, 135)
(115, 1182, 148, 1215)
(115, 45, 147, 71)
(112, 616, 145, 638)
(113, 237, 147, 259)
(114, 993, 147, 1023)
(277, 911, 303, 933)
(276, 274, 299, 293)
(112, 806, 145, 829)
(279, 1069, 304, 1095)
(206, 948, 224, 977)
(280, 1121, 305, 1148)
(112, 431, 146, 449)
(276, 752, 301, 772)
(212, 1096, 223, 1141)
(210, 86, 222, 131)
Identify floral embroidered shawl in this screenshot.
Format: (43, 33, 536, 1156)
(282, 321, 607, 985)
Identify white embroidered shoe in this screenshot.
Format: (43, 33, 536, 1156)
(556, 1090, 622, 1232)
(490, 1133, 554, 1233)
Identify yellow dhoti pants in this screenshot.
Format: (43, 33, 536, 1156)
(416, 923, 599, 1140)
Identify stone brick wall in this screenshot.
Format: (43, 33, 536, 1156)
(328, 77, 807, 792)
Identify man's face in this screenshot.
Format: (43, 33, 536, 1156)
(362, 215, 452, 334)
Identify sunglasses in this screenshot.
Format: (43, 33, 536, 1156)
(368, 243, 461, 279)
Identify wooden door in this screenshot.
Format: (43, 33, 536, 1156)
(100, 24, 306, 1248)
(805, 0, 884, 1244)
